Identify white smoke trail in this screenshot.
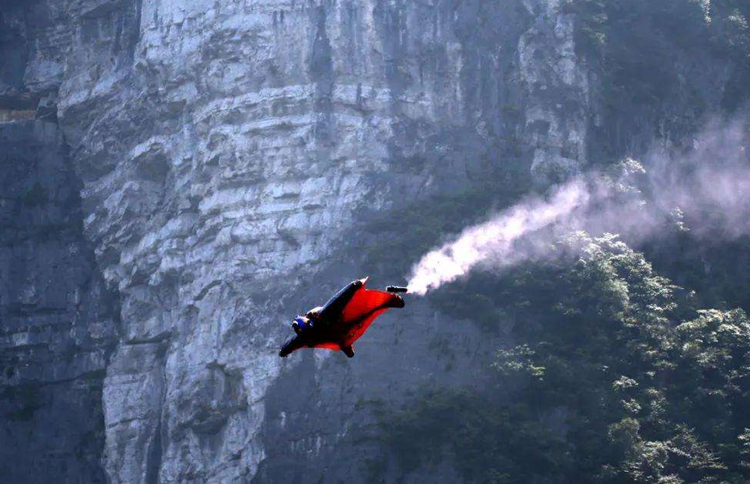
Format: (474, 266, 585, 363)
(407, 181, 589, 296)
(406, 118, 750, 296)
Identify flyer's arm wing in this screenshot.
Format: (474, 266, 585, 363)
(340, 287, 404, 324)
(339, 287, 404, 347)
(342, 307, 389, 348)
(318, 278, 368, 323)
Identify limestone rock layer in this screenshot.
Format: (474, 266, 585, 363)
(1, 0, 631, 482)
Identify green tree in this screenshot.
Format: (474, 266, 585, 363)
(380, 234, 750, 482)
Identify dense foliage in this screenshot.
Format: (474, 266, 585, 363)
(564, 0, 750, 311)
(565, 0, 750, 112)
(368, 2, 750, 480)
(381, 234, 750, 483)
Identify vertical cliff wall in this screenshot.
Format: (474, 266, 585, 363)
(0, 109, 118, 483)
(0, 3, 121, 482)
(1, 0, 740, 482)
(0, 0, 615, 481)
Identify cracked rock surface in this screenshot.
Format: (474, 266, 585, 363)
(1, 0, 602, 481)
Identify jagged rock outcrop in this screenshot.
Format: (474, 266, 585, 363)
(519, 0, 595, 186)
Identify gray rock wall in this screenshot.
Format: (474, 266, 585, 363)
(0, 0, 606, 481)
(0, 6, 118, 482)
(0, 116, 118, 482)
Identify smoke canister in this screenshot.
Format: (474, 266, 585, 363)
(386, 286, 408, 293)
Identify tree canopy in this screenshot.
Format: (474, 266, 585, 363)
(380, 234, 750, 483)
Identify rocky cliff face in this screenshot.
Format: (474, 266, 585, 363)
(0, 0, 729, 482)
(0, 109, 118, 481)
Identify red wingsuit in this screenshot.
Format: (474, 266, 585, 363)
(279, 278, 405, 358)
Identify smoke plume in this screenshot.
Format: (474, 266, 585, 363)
(407, 118, 750, 296)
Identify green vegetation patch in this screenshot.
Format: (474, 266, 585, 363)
(378, 234, 750, 483)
